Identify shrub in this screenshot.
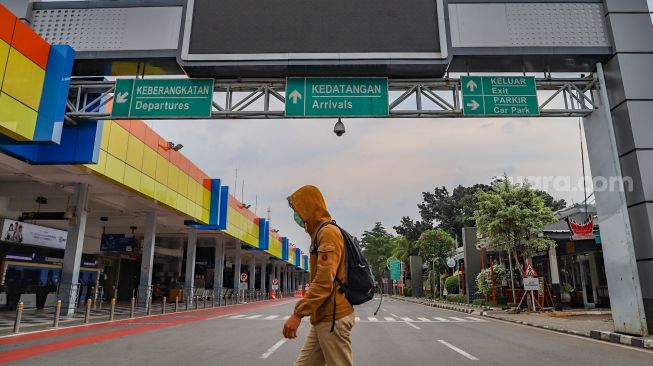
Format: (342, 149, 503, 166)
(475, 264, 509, 296)
(403, 287, 412, 297)
(446, 294, 465, 303)
(444, 274, 460, 294)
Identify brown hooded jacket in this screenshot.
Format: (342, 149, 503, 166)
(288, 185, 353, 325)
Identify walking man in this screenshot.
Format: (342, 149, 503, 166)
(283, 185, 355, 366)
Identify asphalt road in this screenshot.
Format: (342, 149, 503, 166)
(1, 297, 651, 365)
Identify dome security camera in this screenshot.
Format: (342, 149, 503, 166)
(334, 118, 345, 137)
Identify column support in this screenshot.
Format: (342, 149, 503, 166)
(233, 244, 241, 302)
(137, 211, 157, 307)
(60, 183, 90, 315)
(183, 229, 197, 304)
(213, 237, 225, 304)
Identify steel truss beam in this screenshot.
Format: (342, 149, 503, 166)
(65, 77, 598, 121)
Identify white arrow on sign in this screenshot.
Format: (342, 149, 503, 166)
(116, 92, 129, 104)
(466, 80, 478, 92)
(467, 99, 480, 111)
(289, 90, 302, 104)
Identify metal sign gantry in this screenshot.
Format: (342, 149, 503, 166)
(65, 76, 598, 122)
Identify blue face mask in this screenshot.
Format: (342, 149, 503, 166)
(293, 212, 305, 228)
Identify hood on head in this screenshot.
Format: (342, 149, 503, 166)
(288, 185, 332, 237)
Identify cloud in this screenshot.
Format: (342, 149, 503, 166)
(146, 115, 589, 253)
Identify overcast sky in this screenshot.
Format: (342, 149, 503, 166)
(146, 116, 591, 253)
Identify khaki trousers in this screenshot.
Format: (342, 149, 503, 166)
(294, 313, 355, 366)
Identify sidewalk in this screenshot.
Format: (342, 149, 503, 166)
(0, 295, 276, 336)
(392, 296, 653, 350)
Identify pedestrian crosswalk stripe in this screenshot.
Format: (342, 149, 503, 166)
(466, 317, 485, 322)
(221, 314, 488, 324)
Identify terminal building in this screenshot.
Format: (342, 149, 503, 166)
(0, 3, 308, 314)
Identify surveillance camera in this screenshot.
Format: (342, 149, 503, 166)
(334, 119, 345, 136)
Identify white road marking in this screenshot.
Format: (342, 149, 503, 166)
(384, 317, 397, 322)
(417, 317, 431, 322)
(265, 315, 279, 320)
(438, 340, 479, 361)
(261, 338, 288, 359)
(390, 313, 399, 318)
(355, 317, 360, 322)
(401, 317, 415, 322)
(466, 317, 486, 322)
(450, 317, 467, 322)
(246, 315, 262, 319)
(282, 315, 290, 320)
(434, 317, 451, 322)
(368, 317, 378, 322)
(229, 315, 246, 319)
(404, 321, 421, 330)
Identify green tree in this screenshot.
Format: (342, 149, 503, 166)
(393, 216, 430, 243)
(416, 228, 456, 296)
(360, 222, 395, 280)
(473, 175, 556, 301)
(418, 184, 492, 243)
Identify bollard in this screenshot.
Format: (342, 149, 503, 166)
(211, 295, 215, 308)
(130, 297, 135, 318)
(110, 298, 116, 321)
(14, 302, 24, 333)
(162, 297, 167, 314)
(53, 300, 62, 327)
(203, 296, 207, 309)
(84, 299, 92, 324)
(175, 297, 179, 312)
(194, 296, 199, 310)
(186, 296, 190, 311)
(147, 297, 152, 316)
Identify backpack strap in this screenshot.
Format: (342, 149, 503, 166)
(311, 220, 345, 333)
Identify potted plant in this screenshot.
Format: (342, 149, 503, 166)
(560, 283, 574, 303)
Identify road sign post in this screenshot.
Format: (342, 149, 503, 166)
(285, 77, 389, 117)
(111, 78, 214, 118)
(461, 76, 539, 116)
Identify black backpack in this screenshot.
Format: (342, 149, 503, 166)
(313, 221, 377, 330)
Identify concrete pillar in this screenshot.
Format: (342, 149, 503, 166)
(59, 183, 90, 315)
(268, 261, 274, 292)
(136, 211, 157, 307)
(548, 245, 562, 310)
(213, 238, 225, 303)
(586, 0, 653, 336)
(184, 230, 197, 304)
(260, 259, 267, 293)
(280, 265, 285, 293)
(249, 256, 256, 290)
(233, 244, 241, 299)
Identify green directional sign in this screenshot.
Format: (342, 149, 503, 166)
(111, 78, 214, 118)
(285, 77, 389, 117)
(461, 76, 539, 116)
(387, 258, 401, 281)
